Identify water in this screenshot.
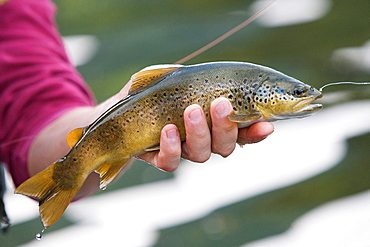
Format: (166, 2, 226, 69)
(35, 229, 45, 241)
(2, 0, 369, 246)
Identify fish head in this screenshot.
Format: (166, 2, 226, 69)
(254, 76, 323, 121)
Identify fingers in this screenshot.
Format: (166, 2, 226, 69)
(138, 124, 181, 172)
(181, 105, 212, 163)
(156, 124, 182, 172)
(210, 98, 238, 157)
(138, 101, 274, 172)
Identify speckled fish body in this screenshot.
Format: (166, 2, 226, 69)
(91, 62, 323, 143)
(15, 62, 323, 228)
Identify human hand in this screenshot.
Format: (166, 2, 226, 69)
(137, 97, 274, 172)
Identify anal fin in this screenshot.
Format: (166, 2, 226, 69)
(95, 160, 128, 189)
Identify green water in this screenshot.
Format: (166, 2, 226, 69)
(1, 0, 369, 246)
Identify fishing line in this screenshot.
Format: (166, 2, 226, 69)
(174, 0, 277, 64)
(319, 82, 370, 92)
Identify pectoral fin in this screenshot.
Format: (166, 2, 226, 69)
(144, 145, 160, 152)
(228, 113, 263, 128)
(128, 65, 183, 94)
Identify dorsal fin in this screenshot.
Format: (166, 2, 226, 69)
(128, 64, 183, 94)
(66, 128, 84, 148)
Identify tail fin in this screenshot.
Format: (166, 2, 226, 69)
(15, 162, 80, 228)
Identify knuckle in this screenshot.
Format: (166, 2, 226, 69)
(192, 153, 211, 163)
(213, 144, 235, 158)
(184, 149, 211, 163)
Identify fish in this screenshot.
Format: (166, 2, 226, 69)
(14, 61, 323, 228)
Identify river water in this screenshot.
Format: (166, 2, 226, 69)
(2, 0, 369, 246)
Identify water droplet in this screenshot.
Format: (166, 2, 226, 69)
(36, 229, 45, 240)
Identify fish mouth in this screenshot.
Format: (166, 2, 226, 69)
(289, 93, 323, 118)
(275, 93, 323, 119)
(293, 102, 323, 118)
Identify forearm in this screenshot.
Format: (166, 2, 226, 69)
(27, 89, 133, 198)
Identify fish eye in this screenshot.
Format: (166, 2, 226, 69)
(293, 87, 306, 97)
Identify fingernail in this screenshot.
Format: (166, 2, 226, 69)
(189, 108, 202, 123)
(215, 101, 231, 117)
(166, 129, 178, 144)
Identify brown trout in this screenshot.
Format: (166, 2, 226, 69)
(15, 61, 322, 228)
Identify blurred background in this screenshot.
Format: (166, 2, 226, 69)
(1, 0, 370, 246)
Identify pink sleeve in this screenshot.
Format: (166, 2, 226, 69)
(0, 0, 96, 186)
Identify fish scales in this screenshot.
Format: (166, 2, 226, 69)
(15, 62, 323, 228)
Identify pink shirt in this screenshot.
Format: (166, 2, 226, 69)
(0, 0, 95, 186)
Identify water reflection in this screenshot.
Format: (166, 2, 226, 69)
(251, 0, 332, 27)
(331, 39, 370, 74)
